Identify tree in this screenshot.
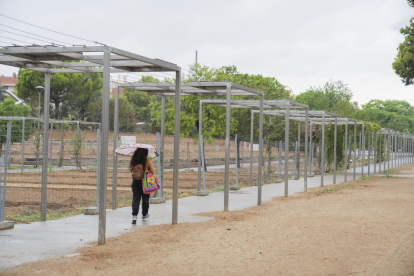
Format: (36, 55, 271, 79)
(360, 99, 414, 132)
(392, 19, 414, 85)
(295, 80, 353, 111)
(0, 86, 8, 102)
(0, 98, 33, 156)
(15, 69, 102, 119)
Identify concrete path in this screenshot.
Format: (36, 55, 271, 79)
(0, 157, 412, 272)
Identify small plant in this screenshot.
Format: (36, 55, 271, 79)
(383, 168, 397, 178)
(359, 176, 374, 181)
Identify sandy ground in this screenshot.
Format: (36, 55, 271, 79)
(3, 168, 414, 275)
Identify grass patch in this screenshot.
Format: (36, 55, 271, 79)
(359, 176, 374, 181)
(7, 207, 84, 224)
(209, 185, 225, 193)
(383, 168, 398, 178)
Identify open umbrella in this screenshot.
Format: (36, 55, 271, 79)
(115, 143, 159, 159)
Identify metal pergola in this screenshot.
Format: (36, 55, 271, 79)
(114, 82, 265, 212)
(0, 45, 181, 245)
(251, 110, 336, 192)
(196, 99, 305, 206)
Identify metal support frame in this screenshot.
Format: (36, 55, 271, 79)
(40, 73, 50, 222)
(344, 120, 348, 182)
(362, 123, 365, 176)
(236, 134, 239, 187)
(304, 109, 308, 191)
(172, 70, 181, 224)
(112, 85, 119, 210)
(367, 125, 371, 176)
(379, 130, 382, 173)
(321, 111, 325, 187)
(49, 120, 53, 167)
(0, 121, 11, 222)
(333, 117, 337, 184)
(250, 110, 254, 186)
(353, 122, 356, 180)
(160, 95, 165, 198)
(98, 48, 110, 245)
(21, 118, 25, 173)
(224, 83, 231, 211)
(258, 94, 264, 205)
(284, 105, 290, 195)
(374, 132, 377, 174)
(198, 100, 203, 192)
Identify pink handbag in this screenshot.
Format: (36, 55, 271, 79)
(142, 171, 160, 194)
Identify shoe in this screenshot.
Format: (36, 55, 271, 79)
(132, 216, 137, 224)
(142, 214, 149, 220)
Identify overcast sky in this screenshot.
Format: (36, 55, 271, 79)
(0, 0, 413, 106)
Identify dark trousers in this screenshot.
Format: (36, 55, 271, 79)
(131, 180, 150, 216)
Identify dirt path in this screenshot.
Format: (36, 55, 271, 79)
(4, 172, 414, 275)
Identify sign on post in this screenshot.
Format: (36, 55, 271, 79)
(250, 143, 259, 151)
(121, 136, 136, 145)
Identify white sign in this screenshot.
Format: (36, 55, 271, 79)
(215, 145, 220, 151)
(121, 136, 136, 145)
(250, 144, 259, 151)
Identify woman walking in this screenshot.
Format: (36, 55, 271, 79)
(129, 148, 155, 224)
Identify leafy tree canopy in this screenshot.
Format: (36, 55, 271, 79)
(295, 80, 353, 111)
(15, 69, 102, 119)
(149, 64, 290, 141)
(392, 18, 414, 85)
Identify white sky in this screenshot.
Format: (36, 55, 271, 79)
(0, 0, 413, 106)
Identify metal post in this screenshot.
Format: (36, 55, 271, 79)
(0, 121, 11, 221)
(224, 83, 231, 211)
(157, 132, 162, 198)
(333, 117, 337, 184)
(309, 122, 313, 176)
(387, 132, 390, 170)
(49, 120, 53, 168)
(97, 127, 100, 209)
(90, 140, 93, 168)
(344, 119, 348, 182)
(368, 125, 371, 176)
(297, 122, 300, 179)
(198, 100, 202, 191)
(258, 94, 264, 205)
(278, 141, 282, 180)
(160, 95, 165, 198)
(187, 142, 190, 170)
(284, 104, 290, 196)
(112, 85, 119, 210)
(21, 118, 25, 173)
(172, 70, 181, 224)
(353, 122, 356, 180)
(98, 47, 111, 245)
(200, 135, 206, 191)
(379, 130, 382, 173)
(304, 109, 308, 191)
(321, 112, 325, 186)
(40, 73, 51, 222)
(249, 110, 254, 186)
(294, 141, 298, 179)
(362, 123, 365, 176)
(236, 134, 239, 187)
(359, 132, 362, 169)
(374, 132, 377, 174)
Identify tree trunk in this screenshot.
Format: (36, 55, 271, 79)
(54, 100, 60, 119)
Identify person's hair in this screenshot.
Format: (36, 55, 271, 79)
(129, 148, 148, 172)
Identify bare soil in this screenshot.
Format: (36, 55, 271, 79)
(4, 166, 414, 275)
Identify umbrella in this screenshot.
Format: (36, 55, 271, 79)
(115, 143, 159, 159)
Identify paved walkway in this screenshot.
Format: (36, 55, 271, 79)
(0, 157, 412, 272)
